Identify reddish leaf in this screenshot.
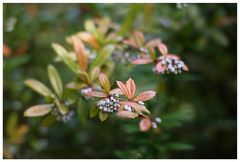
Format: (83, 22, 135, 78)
(158, 43, 168, 56)
(99, 73, 111, 93)
(116, 81, 131, 99)
(139, 118, 152, 132)
(133, 91, 156, 102)
(131, 58, 153, 65)
(117, 111, 138, 119)
(85, 91, 107, 98)
(145, 39, 162, 48)
(156, 62, 166, 73)
(126, 78, 136, 99)
(77, 32, 100, 49)
(110, 88, 123, 95)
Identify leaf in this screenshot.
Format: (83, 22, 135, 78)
(52, 43, 78, 74)
(133, 91, 156, 102)
(99, 111, 108, 122)
(25, 79, 54, 97)
(84, 20, 97, 34)
(99, 73, 110, 93)
(66, 82, 87, 90)
(117, 111, 138, 119)
(90, 106, 99, 118)
(116, 81, 131, 99)
(41, 115, 56, 127)
(110, 88, 123, 95)
(72, 36, 88, 71)
(120, 101, 151, 115)
(77, 32, 100, 49)
(158, 43, 168, 56)
(183, 64, 189, 71)
(90, 66, 100, 82)
(77, 98, 87, 124)
(126, 78, 136, 99)
(148, 48, 156, 60)
(122, 39, 138, 48)
(133, 31, 145, 47)
(139, 118, 152, 132)
(131, 58, 153, 65)
(90, 45, 115, 70)
(85, 91, 107, 98)
(156, 62, 166, 73)
(54, 98, 68, 115)
(77, 70, 91, 84)
(47, 65, 63, 99)
(145, 39, 162, 48)
(24, 104, 53, 117)
(6, 113, 18, 137)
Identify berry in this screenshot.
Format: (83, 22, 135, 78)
(97, 94, 120, 113)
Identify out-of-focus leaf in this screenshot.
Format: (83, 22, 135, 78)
(90, 45, 115, 70)
(77, 70, 91, 83)
(145, 39, 162, 48)
(6, 112, 18, 137)
(54, 98, 68, 115)
(4, 55, 30, 72)
(52, 43, 78, 74)
(89, 106, 99, 118)
(99, 111, 108, 122)
(77, 32, 100, 49)
(131, 58, 153, 65)
(66, 82, 87, 90)
(133, 31, 145, 47)
(84, 20, 97, 35)
(99, 73, 110, 93)
(90, 66, 100, 82)
(41, 115, 56, 127)
(139, 118, 152, 132)
(24, 104, 53, 117)
(77, 98, 87, 124)
(25, 79, 54, 97)
(47, 65, 63, 99)
(168, 142, 194, 151)
(148, 47, 156, 60)
(158, 43, 168, 56)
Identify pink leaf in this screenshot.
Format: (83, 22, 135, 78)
(131, 58, 153, 65)
(126, 78, 136, 99)
(116, 81, 131, 99)
(145, 39, 162, 48)
(158, 43, 168, 56)
(109, 88, 123, 95)
(122, 39, 138, 48)
(99, 73, 110, 93)
(183, 64, 189, 71)
(85, 91, 107, 98)
(133, 91, 156, 102)
(139, 118, 152, 132)
(156, 62, 166, 73)
(117, 111, 138, 119)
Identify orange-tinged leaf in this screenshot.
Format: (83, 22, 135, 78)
(145, 39, 162, 48)
(117, 111, 138, 119)
(126, 78, 136, 99)
(85, 91, 107, 98)
(122, 39, 138, 48)
(156, 62, 166, 73)
(116, 81, 131, 99)
(158, 43, 168, 56)
(133, 91, 156, 102)
(99, 73, 111, 93)
(131, 58, 153, 65)
(3, 43, 12, 57)
(139, 118, 152, 132)
(77, 32, 100, 49)
(72, 36, 88, 71)
(110, 88, 123, 95)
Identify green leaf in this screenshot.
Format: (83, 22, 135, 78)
(54, 98, 68, 115)
(6, 112, 18, 137)
(66, 82, 87, 90)
(168, 142, 194, 151)
(89, 106, 99, 118)
(84, 20, 97, 34)
(52, 43, 78, 74)
(25, 79, 54, 97)
(99, 111, 108, 122)
(77, 98, 87, 124)
(90, 45, 115, 70)
(47, 65, 63, 99)
(24, 104, 53, 117)
(41, 115, 56, 127)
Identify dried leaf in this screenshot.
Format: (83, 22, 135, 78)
(47, 65, 63, 99)
(126, 78, 136, 99)
(133, 91, 156, 102)
(99, 111, 108, 122)
(131, 58, 153, 65)
(158, 43, 168, 56)
(25, 79, 53, 97)
(85, 91, 107, 98)
(122, 39, 138, 48)
(139, 118, 152, 132)
(99, 73, 111, 93)
(72, 36, 88, 71)
(121, 101, 151, 115)
(52, 43, 78, 74)
(117, 111, 138, 118)
(24, 104, 53, 117)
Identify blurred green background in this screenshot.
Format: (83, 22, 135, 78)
(3, 3, 237, 159)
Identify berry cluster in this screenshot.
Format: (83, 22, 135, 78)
(51, 107, 75, 123)
(151, 117, 162, 129)
(97, 94, 120, 113)
(123, 101, 145, 112)
(156, 57, 187, 74)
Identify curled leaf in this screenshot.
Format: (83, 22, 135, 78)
(158, 43, 168, 56)
(133, 91, 156, 102)
(25, 79, 53, 97)
(139, 118, 152, 132)
(24, 104, 53, 117)
(131, 58, 153, 65)
(47, 65, 63, 99)
(126, 78, 136, 99)
(85, 91, 107, 98)
(99, 73, 110, 93)
(117, 111, 138, 119)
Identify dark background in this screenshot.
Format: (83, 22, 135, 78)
(3, 3, 237, 159)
